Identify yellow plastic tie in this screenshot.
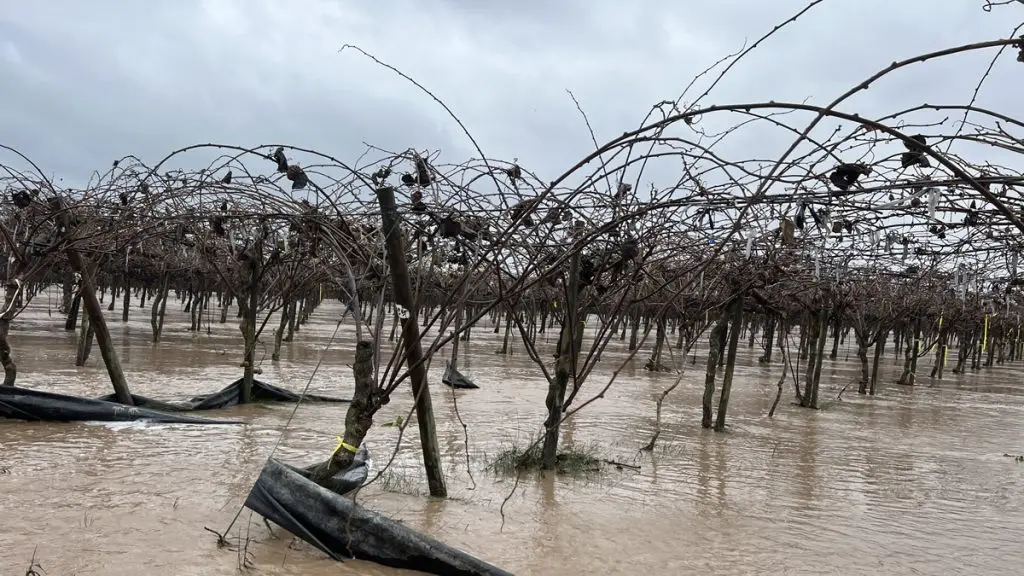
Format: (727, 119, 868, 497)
(331, 437, 359, 460)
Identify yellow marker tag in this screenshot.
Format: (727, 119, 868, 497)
(331, 437, 358, 460)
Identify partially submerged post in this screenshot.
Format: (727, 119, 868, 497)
(75, 302, 94, 366)
(66, 247, 133, 405)
(801, 308, 828, 409)
(809, 309, 828, 408)
(713, 293, 745, 431)
(376, 186, 447, 498)
(702, 311, 728, 428)
(54, 198, 133, 405)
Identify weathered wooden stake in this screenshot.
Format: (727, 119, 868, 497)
(809, 309, 828, 408)
(75, 303, 94, 366)
(67, 248, 133, 405)
(714, 294, 745, 430)
(376, 186, 447, 497)
(701, 311, 728, 428)
(121, 276, 130, 322)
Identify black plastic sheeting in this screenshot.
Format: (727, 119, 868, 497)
(281, 443, 372, 498)
(94, 377, 350, 411)
(0, 385, 242, 424)
(245, 458, 513, 576)
(442, 362, 479, 390)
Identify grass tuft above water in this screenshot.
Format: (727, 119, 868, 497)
(489, 437, 602, 475)
(375, 467, 423, 495)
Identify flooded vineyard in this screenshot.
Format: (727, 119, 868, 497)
(1, 295, 1022, 575)
(2, 4, 1024, 575)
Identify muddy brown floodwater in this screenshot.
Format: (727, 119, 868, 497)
(1, 295, 1023, 575)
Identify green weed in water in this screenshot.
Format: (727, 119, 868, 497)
(488, 436, 602, 475)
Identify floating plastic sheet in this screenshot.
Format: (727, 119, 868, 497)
(94, 377, 349, 411)
(442, 361, 479, 389)
(0, 386, 243, 424)
(244, 458, 513, 576)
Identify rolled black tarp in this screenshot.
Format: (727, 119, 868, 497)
(0, 385, 242, 424)
(245, 458, 513, 576)
(95, 377, 350, 411)
(442, 362, 479, 390)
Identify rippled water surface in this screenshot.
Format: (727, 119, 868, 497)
(1, 294, 1022, 575)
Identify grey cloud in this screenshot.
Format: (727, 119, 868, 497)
(0, 0, 1020, 189)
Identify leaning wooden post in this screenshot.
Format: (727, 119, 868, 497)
(67, 249, 133, 405)
(376, 186, 447, 498)
(56, 199, 134, 405)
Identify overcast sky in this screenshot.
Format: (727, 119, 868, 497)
(0, 0, 1020, 189)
